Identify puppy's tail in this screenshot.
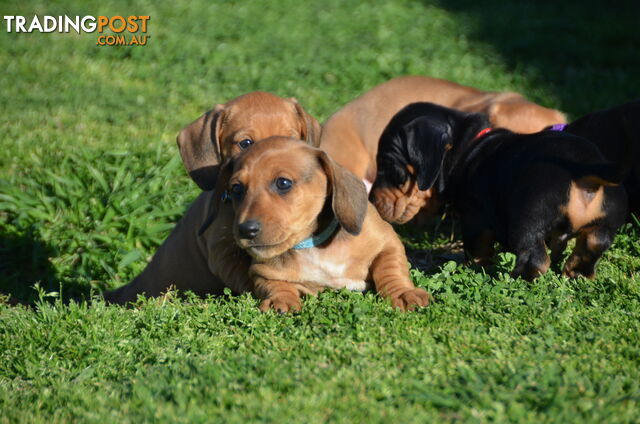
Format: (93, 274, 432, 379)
(576, 115, 637, 187)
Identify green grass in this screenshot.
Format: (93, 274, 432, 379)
(1, 0, 639, 422)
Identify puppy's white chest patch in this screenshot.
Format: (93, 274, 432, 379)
(296, 249, 370, 292)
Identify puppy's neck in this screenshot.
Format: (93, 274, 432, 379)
(439, 116, 496, 194)
(453, 115, 495, 150)
(314, 201, 336, 238)
(249, 200, 340, 269)
(291, 201, 342, 250)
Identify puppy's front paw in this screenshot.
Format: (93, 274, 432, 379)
(390, 288, 432, 311)
(259, 293, 302, 313)
(562, 267, 595, 280)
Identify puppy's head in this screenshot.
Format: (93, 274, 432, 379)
(214, 137, 367, 260)
(370, 102, 488, 223)
(177, 92, 321, 190)
(486, 93, 566, 134)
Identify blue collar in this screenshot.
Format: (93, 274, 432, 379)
(292, 219, 340, 250)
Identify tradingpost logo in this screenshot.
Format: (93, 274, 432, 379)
(3, 15, 150, 46)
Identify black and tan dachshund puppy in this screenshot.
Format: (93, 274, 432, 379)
(553, 99, 640, 216)
(370, 102, 629, 281)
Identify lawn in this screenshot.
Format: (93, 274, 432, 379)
(1, 0, 639, 422)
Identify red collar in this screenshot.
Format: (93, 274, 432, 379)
(472, 127, 492, 141)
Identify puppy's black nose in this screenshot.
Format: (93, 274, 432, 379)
(238, 220, 261, 239)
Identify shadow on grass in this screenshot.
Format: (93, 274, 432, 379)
(398, 214, 467, 274)
(0, 227, 56, 304)
(0, 227, 90, 305)
(432, 0, 640, 116)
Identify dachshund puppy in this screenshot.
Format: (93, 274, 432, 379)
(104, 92, 321, 304)
(320, 75, 566, 190)
(371, 103, 628, 281)
(553, 99, 640, 216)
(212, 136, 431, 312)
(178, 91, 321, 190)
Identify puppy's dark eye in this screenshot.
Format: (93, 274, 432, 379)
(230, 183, 244, 198)
(238, 139, 254, 149)
(274, 177, 293, 193)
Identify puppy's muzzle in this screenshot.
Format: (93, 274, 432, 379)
(238, 220, 261, 239)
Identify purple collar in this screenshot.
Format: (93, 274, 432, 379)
(549, 123, 567, 131)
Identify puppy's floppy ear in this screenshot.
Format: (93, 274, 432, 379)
(198, 158, 235, 236)
(405, 118, 453, 191)
(317, 150, 368, 235)
(177, 104, 226, 191)
(290, 98, 321, 147)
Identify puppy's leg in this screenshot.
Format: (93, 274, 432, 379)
(511, 240, 551, 281)
(509, 221, 551, 281)
(563, 226, 613, 279)
(547, 231, 569, 266)
(371, 238, 431, 311)
(564, 187, 626, 279)
(462, 219, 495, 266)
(506, 202, 554, 281)
(102, 273, 162, 305)
(253, 278, 303, 313)
(462, 209, 552, 280)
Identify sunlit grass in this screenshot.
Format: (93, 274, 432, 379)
(1, 0, 639, 422)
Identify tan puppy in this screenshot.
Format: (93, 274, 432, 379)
(320, 75, 566, 186)
(213, 136, 431, 312)
(104, 92, 321, 304)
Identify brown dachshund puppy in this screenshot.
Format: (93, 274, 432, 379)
(320, 75, 566, 222)
(212, 136, 431, 312)
(370, 102, 628, 281)
(104, 92, 321, 304)
(178, 91, 321, 190)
